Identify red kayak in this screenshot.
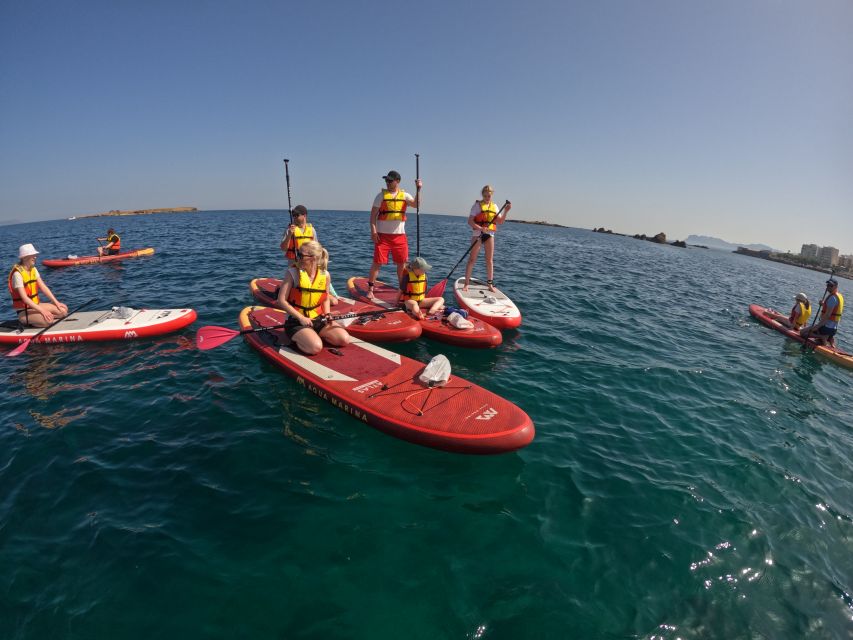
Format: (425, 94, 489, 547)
(249, 278, 421, 343)
(42, 248, 155, 268)
(347, 277, 502, 348)
(749, 304, 853, 370)
(239, 306, 533, 453)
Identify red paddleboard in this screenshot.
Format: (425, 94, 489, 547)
(41, 248, 155, 268)
(347, 277, 502, 348)
(239, 306, 533, 453)
(249, 278, 421, 343)
(453, 277, 522, 329)
(749, 304, 853, 370)
(0, 307, 196, 345)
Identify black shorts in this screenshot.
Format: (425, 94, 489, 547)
(284, 315, 313, 339)
(817, 326, 837, 337)
(105, 248, 120, 256)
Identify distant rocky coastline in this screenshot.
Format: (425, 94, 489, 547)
(507, 219, 568, 228)
(78, 207, 198, 219)
(593, 227, 687, 248)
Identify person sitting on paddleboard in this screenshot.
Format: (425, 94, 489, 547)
(367, 170, 422, 300)
(395, 256, 445, 320)
(275, 240, 350, 355)
(800, 278, 843, 348)
(97, 228, 121, 256)
(462, 185, 511, 293)
(767, 292, 812, 329)
(8, 243, 68, 328)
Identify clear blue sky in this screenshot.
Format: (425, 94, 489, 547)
(2, 0, 851, 253)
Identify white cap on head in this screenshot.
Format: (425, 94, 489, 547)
(795, 292, 808, 303)
(18, 243, 39, 259)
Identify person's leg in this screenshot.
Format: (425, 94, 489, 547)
(463, 241, 481, 291)
(423, 297, 444, 315)
(292, 327, 324, 355)
(19, 303, 65, 327)
(484, 235, 495, 290)
(403, 299, 422, 319)
(320, 323, 351, 347)
(391, 234, 408, 285)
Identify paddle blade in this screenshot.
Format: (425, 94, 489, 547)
(426, 279, 447, 298)
(5, 339, 31, 357)
(196, 326, 240, 350)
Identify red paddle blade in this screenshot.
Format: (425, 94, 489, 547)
(196, 326, 241, 350)
(5, 339, 32, 357)
(426, 279, 447, 298)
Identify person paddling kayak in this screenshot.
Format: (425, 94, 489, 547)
(766, 292, 812, 329)
(395, 256, 445, 320)
(96, 228, 121, 256)
(274, 241, 350, 355)
(8, 243, 68, 327)
(800, 278, 844, 348)
(462, 185, 511, 292)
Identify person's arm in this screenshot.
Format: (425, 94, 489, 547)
(469, 202, 483, 232)
(394, 272, 408, 305)
(815, 299, 836, 329)
(495, 202, 511, 225)
(370, 206, 380, 243)
(280, 225, 295, 251)
(409, 180, 423, 208)
(275, 272, 312, 326)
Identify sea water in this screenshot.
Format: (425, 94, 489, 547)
(1, 211, 851, 639)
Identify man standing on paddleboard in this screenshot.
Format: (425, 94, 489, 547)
(367, 170, 422, 300)
(800, 278, 844, 348)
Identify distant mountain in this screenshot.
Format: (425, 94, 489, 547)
(686, 235, 777, 252)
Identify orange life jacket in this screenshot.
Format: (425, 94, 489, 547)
(8, 264, 39, 310)
(473, 200, 499, 232)
(285, 223, 315, 261)
(107, 233, 121, 251)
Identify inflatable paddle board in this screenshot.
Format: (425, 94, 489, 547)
(41, 248, 155, 268)
(453, 277, 521, 329)
(239, 306, 533, 453)
(249, 278, 421, 343)
(347, 277, 502, 348)
(0, 307, 197, 346)
(749, 304, 853, 370)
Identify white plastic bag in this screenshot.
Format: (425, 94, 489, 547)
(483, 295, 498, 305)
(111, 306, 136, 319)
(447, 312, 474, 330)
(418, 354, 451, 387)
(66, 254, 78, 259)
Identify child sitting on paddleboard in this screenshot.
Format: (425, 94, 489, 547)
(8, 243, 68, 327)
(275, 240, 350, 355)
(97, 228, 121, 256)
(766, 292, 811, 329)
(396, 256, 445, 320)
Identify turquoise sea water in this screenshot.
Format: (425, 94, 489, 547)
(1, 211, 851, 639)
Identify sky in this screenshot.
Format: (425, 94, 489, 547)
(1, 0, 851, 253)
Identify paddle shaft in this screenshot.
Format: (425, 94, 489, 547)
(415, 153, 420, 257)
(284, 158, 293, 225)
(240, 308, 401, 336)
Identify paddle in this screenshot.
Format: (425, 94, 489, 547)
(283, 158, 293, 225)
(425, 200, 509, 298)
(6, 297, 97, 357)
(415, 153, 420, 257)
(195, 308, 405, 351)
(801, 270, 834, 352)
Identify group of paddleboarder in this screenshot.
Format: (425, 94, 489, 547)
(768, 278, 844, 347)
(265, 169, 512, 352)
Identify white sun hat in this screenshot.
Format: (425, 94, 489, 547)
(18, 243, 39, 258)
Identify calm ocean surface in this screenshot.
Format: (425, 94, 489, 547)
(1, 210, 851, 639)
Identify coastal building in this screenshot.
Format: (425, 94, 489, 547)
(818, 246, 839, 267)
(800, 244, 819, 259)
(839, 254, 853, 269)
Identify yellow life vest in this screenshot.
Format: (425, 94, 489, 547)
(790, 301, 811, 329)
(401, 268, 427, 302)
(8, 264, 39, 310)
(473, 201, 499, 232)
(285, 223, 315, 261)
(287, 267, 328, 319)
(825, 292, 843, 326)
(377, 189, 408, 221)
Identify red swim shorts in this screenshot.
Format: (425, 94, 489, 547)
(373, 233, 408, 265)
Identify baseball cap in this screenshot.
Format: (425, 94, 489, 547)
(382, 170, 401, 182)
(826, 278, 838, 287)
